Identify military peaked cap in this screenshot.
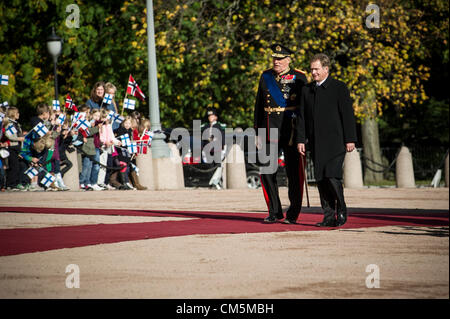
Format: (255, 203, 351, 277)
(270, 44, 293, 58)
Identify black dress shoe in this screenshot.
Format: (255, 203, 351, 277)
(336, 213, 347, 226)
(263, 216, 281, 223)
(316, 220, 336, 227)
(282, 219, 297, 225)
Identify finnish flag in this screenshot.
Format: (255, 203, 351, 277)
(123, 98, 136, 110)
(128, 142, 138, 154)
(25, 167, 39, 179)
(109, 112, 123, 124)
(120, 134, 132, 147)
(33, 122, 49, 138)
(0, 75, 8, 86)
(56, 113, 66, 125)
(76, 118, 91, 130)
(52, 100, 60, 111)
(41, 173, 56, 188)
(103, 93, 113, 105)
(5, 124, 18, 136)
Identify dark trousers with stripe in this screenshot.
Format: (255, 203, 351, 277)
(260, 141, 304, 220)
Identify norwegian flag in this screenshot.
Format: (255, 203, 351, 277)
(41, 173, 56, 188)
(123, 98, 136, 110)
(126, 74, 146, 101)
(137, 140, 146, 154)
(65, 94, 78, 112)
(76, 118, 91, 138)
(56, 113, 66, 125)
(137, 130, 153, 154)
(0, 75, 8, 85)
(24, 167, 39, 179)
(52, 100, 60, 111)
(79, 127, 90, 138)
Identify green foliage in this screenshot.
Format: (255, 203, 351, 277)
(0, 0, 448, 144)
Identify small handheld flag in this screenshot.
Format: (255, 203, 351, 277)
(24, 167, 39, 179)
(72, 112, 85, 123)
(65, 94, 78, 112)
(75, 118, 90, 131)
(79, 127, 90, 138)
(33, 122, 49, 138)
(5, 124, 18, 136)
(41, 173, 56, 188)
(52, 100, 60, 111)
(123, 98, 136, 110)
(128, 142, 138, 154)
(103, 93, 113, 105)
(107, 111, 124, 125)
(56, 113, 66, 125)
(145, 130, 154, 146)
(0, 75, 8, 86)
(120, 134, 131, 147)
(1, 101, 8, 107)
(127, 74, 146, 101)
(106, 111, 115, 122)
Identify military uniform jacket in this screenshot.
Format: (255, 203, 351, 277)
(254, 68, 307, 143)
(296, 76, 357, 181)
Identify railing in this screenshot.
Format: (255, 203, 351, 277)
(360, 146, 448, 181)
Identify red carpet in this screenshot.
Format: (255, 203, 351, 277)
(0, 207, 448, 256)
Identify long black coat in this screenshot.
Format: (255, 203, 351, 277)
(296, 76, 357, 181)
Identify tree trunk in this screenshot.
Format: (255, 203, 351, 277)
(360, 88, 384, 184)
(361, 117, 384, 183)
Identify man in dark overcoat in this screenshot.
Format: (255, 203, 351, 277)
(297, 53, 357, 227)
(254, 43, 308, 224)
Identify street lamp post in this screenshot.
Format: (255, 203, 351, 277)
(146, 0, 170, 158)
(47, 28, 62, 102)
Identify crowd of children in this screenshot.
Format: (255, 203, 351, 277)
(0, 82, 152, 192)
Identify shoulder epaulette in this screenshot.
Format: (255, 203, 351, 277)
(294, 68, 306, 75)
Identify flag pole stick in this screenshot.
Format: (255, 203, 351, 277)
(121, 90, 127, 116)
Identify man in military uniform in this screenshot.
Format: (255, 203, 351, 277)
(201, 107, 226, 188)
(201, 107, 226, 163)
(254, 44, 307, 224)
